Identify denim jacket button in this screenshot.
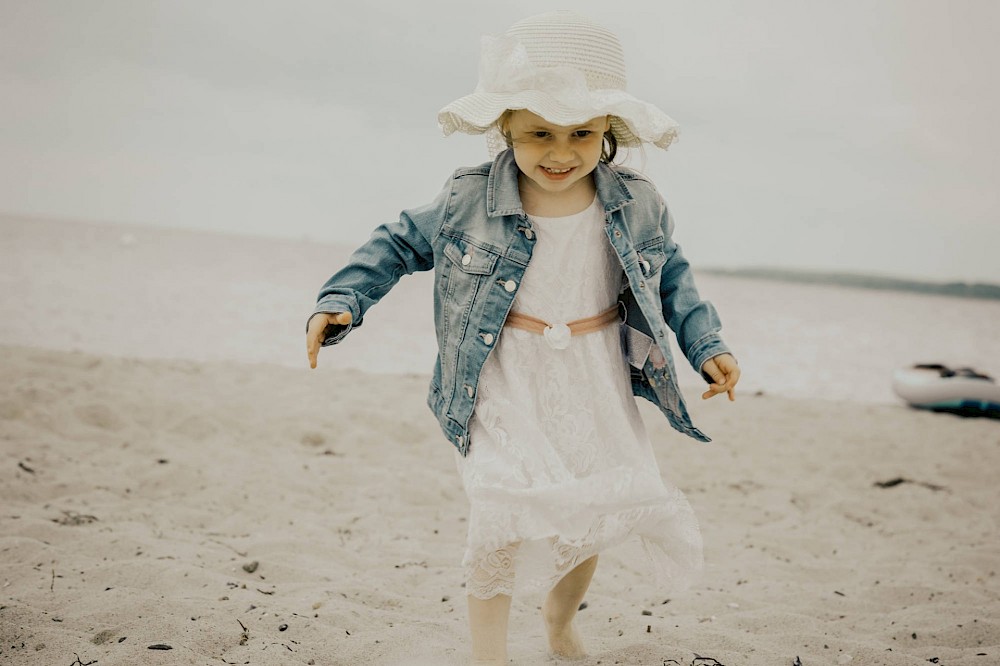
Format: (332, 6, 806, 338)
(462, 254, 472, 266)
(639, 281, 646, 289)
(504, 280, 517, 293)
(524, 228, 534, 240)
(465, 384, 474, 398)
(482, 333, 494, 345)
(614, 229, 622, 238)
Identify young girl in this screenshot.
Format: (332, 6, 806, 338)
(306, 11, 739, 664)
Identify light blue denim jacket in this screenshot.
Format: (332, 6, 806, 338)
(311, 149, 731, 456)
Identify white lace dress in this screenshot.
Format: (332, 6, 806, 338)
(454, 197, 703, 600)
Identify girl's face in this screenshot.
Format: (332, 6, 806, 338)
(504, 110, 611, 201)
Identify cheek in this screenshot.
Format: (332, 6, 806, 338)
(582, 137, 605, 160)
(511, 149, 531, 173)
(511, 144, 542, 168)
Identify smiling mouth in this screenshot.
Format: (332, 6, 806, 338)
(541, 166, 575, 179)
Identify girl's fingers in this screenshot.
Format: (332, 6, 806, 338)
(701, 383, 723, 400)
(306, 312, 352, 369)
(724, 365, 740, 401)
(307, 333, 319, 368)
(305, 314, 330, 369)
(707, 357, 740, 401)
(701, 359, 731, 400)
(702, 360, 723, 383)
(702, 364, 740, 400)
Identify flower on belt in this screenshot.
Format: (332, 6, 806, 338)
(542, 323, 572, 350)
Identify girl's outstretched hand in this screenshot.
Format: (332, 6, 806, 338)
(306, 312, 352, 369)
(701, 353, 740, 401)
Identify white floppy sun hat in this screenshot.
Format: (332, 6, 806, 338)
(438, 10, 679, 154)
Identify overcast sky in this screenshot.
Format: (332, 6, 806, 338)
(1, 0, 998, 282)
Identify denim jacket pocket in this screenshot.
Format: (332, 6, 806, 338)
(443, 239, 499, 275)
(437, 238, 501, 390)
(635, 238, 667, 277)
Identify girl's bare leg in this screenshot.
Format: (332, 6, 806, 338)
(542, 554, 598, 658)
(467, 592, 512, 665)
(467, 543, 518, 664)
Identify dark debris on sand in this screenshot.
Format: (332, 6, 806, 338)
(662, 655, 727, 666)
(873, 477, 947, 492)
(53, 511, 99, 526)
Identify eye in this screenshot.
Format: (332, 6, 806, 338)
(532, 131, 551, 138)
(573, 130, 594, 138)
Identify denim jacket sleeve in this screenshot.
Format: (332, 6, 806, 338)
(308, 177, 450, 346)
(657, 195, 732, 379)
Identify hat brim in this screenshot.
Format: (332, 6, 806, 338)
(438, 89, 679, 150)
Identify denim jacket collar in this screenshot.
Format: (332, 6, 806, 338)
(486, 149, 635, 219)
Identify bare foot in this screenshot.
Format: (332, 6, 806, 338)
(542, 599, 587, 659)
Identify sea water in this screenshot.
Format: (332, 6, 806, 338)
(692, 273, 1000, 404)
(2, 215, 999, 406)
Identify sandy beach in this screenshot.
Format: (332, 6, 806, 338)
(2, 215, 1000, 665)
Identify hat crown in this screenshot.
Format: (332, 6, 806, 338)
(506, 11, 627, 91)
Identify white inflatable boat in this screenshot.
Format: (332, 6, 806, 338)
(892, 364, 1000, 417)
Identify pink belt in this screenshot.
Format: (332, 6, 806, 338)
(503, 305, 620, 349)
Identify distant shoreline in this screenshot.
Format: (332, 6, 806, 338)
(700, 267, 1000, 301)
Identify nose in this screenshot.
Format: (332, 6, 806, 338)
(548, 137, 574, 163)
